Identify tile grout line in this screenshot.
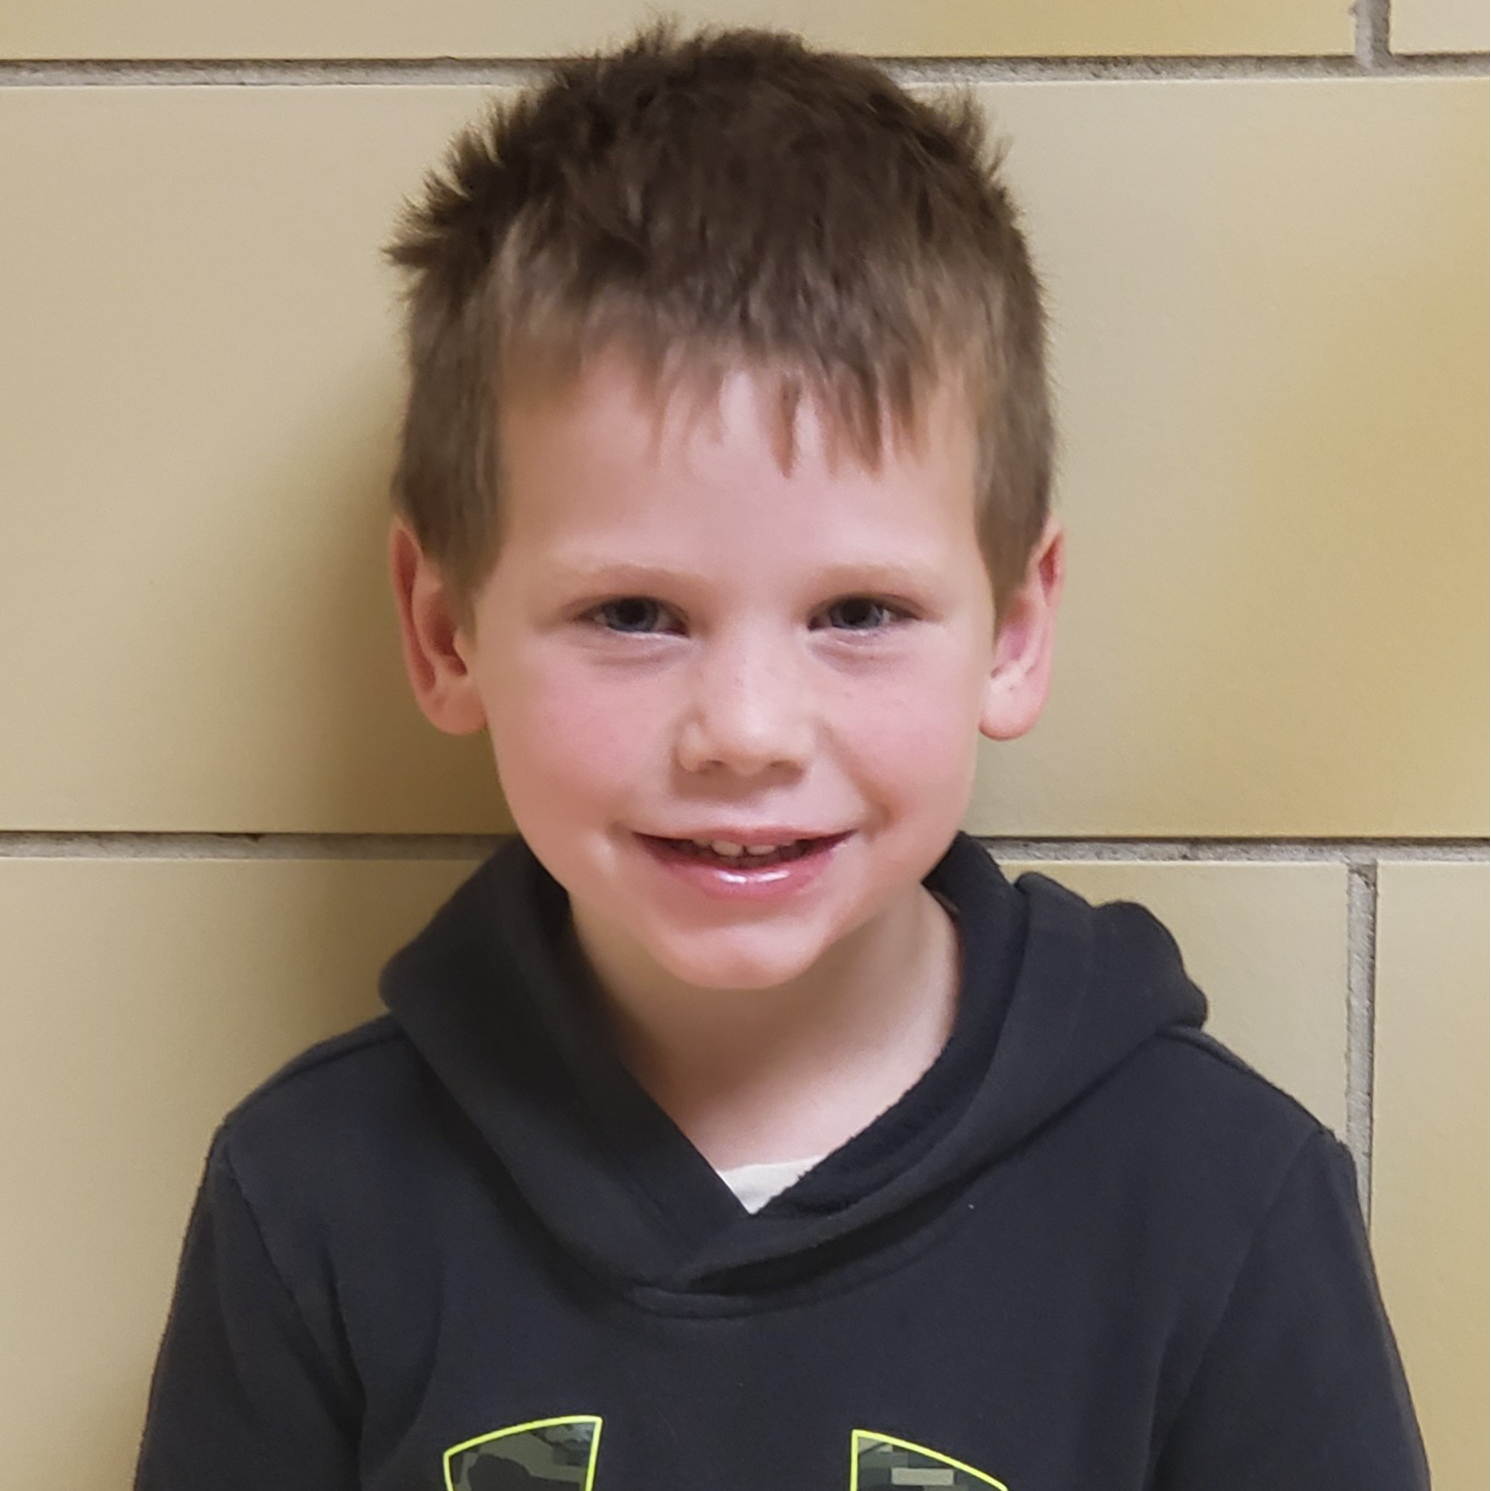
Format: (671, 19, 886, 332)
(0, 52, 1485, 87)
(972, 838, 1488, 863)
(1344, 860, 1379, 1220)
(0, 831, 1484, 861)
(1345, 0, 1387, 1227)
(1356, 0, 1394, 68)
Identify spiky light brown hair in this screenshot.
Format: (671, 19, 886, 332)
(385, 22, 1053, 629)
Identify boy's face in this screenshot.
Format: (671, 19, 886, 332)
(393, 349, 1062, 996)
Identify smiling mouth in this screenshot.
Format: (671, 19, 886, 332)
(639, 834, 847, 868)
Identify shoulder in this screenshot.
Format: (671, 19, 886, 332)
(1086, 1024, 1359, 1257)
(210, 1015, 441, 1201)
(1145, 1025, 1329, 1142)
(196, 1014, 487, 1327)
(222, 1014, 412, 1124)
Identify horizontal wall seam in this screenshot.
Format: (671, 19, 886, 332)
(976, 839, 1488, 863)
(0, 832, 1484, 861)
(0, 53, 1485, 87)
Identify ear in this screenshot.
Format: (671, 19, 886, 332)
(980, 515, 1066, 742)
(387, 518, 488, 736)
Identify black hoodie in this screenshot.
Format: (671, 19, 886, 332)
(134, 831, 1427, 1490)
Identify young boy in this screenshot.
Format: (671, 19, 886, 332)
(135, 24, 1427, 1491)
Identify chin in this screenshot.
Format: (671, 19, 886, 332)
(649, 933, 825, 994)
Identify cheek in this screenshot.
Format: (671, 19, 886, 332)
(853, 709, 981, 807)
(839, 653, 988, 764)
(487, 655, 657, 801)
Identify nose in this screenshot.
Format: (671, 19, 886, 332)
(674, 627, 816, 777)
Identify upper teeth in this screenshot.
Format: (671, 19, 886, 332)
(693, 839, 791, 856)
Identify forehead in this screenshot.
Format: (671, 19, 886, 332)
(495, 347, 980, 567)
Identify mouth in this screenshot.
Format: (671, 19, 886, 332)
(637, 832, 850, 869)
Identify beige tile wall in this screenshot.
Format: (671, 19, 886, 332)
(2, 80, 1485, 836)
(0, 87, 495, 836)
(1394, 0, 1490, 53)
(970, 76, 1487, 839)
(1, 0, 1353, 61)
(1, 7, 1484, 1488)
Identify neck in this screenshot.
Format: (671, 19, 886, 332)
(571, 886, 961, 1170)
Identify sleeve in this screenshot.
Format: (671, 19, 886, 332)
(1153, 1129, 1430, 1490)
(133, 1136, 361, 1491)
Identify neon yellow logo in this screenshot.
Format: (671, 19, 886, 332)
(442, 1418, 1006, 1488)
(443, 1414, 602, 1490)
(851, 1429, 1007, 1489)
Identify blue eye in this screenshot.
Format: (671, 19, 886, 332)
(584, 596, 906, 638)
(590, 597, 675, 634)
(822, 597, 902, 632)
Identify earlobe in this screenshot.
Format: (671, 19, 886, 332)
(387, 520, 488, 736)
(980, 517, 1065, 743)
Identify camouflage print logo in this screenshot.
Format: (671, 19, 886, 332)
(443, 1419, 1005, 1489)
(850, 1430, 1007, 1490)
(444, 1415, 602, 1491)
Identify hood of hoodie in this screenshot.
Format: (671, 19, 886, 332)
(380, 830, 1206, 1298)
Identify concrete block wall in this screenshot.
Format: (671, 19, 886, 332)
(1, 2, 1485, 1484)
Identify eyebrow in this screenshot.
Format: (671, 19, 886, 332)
(547, 557, 944, 594)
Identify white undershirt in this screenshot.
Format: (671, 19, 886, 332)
(716, 1154, 826, 1214)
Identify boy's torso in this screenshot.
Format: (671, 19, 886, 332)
(220, 1014, 1313, 1491)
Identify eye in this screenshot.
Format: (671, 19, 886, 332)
(585, 597, 679, 635)
(819, 597, 909, 633)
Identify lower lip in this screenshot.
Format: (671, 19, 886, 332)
(635, 833, 851, 903)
